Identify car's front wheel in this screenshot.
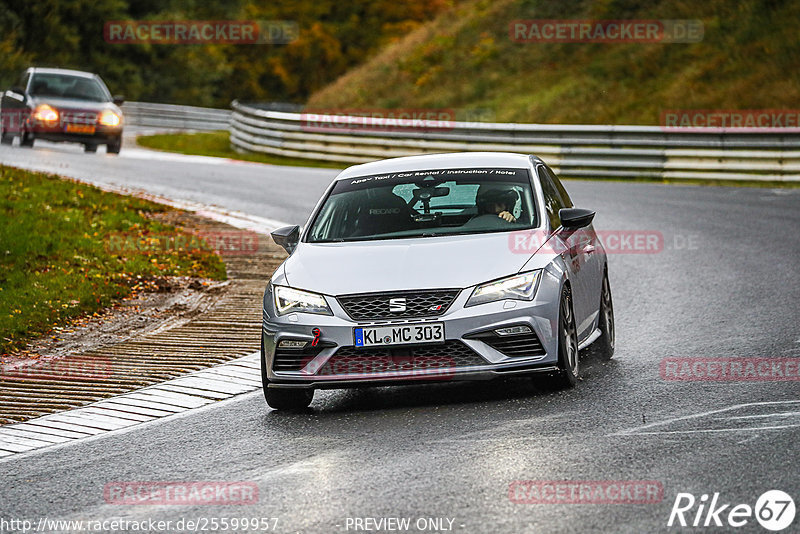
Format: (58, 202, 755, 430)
(260, 336, 314, 410)
(553, 285, 579, 388)
(19, 130, 33, 147)
(264, 388, 314, 411)
(0, 125, 12, 145)
(107, 137, 121, 155)
(84, 143, 97, 153)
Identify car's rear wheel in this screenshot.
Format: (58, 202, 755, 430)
(84, 143, 97, 153)
(261, 336, 314, 410)
(107, 137, 121, 155)
(553, 285, 579, 388)
(590, 271, 615, 360)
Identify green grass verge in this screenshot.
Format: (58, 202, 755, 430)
(307, 0, 800, 126)
(136, 131, 346, 170)
(0, 166, 227, 355)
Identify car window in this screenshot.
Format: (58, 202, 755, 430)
(307, 168, 537, 242)
(546, 165, 574, 208)
(16, 72, 30, 91)
(391, 182, 486, 212)
(29, 74, 110, 102)
(537, 165, 565, 230)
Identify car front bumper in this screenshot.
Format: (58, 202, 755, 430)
(262, 276, 562, 390)
(30, 127, 122, 144)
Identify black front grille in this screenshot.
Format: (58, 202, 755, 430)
(273, 343, 330, 372)
(337, 289, 460, 321)
(318, 341, 486, 375)
(61, 110, 98, 124)
(467, 329, 546, 358)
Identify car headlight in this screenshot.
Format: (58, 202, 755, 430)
(32, 104, 58, 123)
(466, 271, 541, 307)
(98, 110, 121, 127)
(273, 285, 332, 316)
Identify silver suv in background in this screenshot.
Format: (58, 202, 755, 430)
(1, 67, 124, 153)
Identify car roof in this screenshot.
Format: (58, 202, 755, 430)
(29, 68, 97, 79)
(335, 152, 543, 180)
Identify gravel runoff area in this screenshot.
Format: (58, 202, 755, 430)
(0, 210, 285, 425)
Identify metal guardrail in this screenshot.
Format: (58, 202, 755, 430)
(229, 100, 800, 181)
(122, 101, 230, 131)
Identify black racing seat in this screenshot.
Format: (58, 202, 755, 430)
(350, 189, 414, 237)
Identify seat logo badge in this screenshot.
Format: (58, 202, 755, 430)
(389, 298, 407, 312)
(429, 304, 443, 312)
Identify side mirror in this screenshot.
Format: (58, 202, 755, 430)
(559, 208, 595, 230)
(271, 225, 300, 254)
(112, 95, 125, 106)
(8, 87, 26, 100)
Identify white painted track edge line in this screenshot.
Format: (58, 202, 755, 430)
(0, 352, 265, 460)
(0, 390, 263, 463)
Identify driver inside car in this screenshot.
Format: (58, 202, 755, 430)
(475, 184, 519, 222)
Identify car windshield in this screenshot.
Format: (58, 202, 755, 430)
(29, 74, 110, 102)
(307, 167, 537, 242)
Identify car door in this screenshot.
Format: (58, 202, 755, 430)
(1, 70, 30, 135)
(537, 165, 595, 341)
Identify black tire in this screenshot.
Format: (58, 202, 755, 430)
(84, 143, 97, 153)
(107, 137, 121, 154)
(19, 130, 33, 147)
(264, 388, 314, 411)
(260, 335, 314, 410)
(0, 125, 12, 145)
(590, 271, 615, 360)
(553, 285, 579, 388)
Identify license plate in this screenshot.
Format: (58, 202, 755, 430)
(354, 323, 444, 348)
(65, 124, 95, 134)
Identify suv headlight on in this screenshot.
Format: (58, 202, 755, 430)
(466, 270, 541, 307)
(273, 285, 332, 316)
(32, 104, 59, 123)
(98, 110, 121, 127)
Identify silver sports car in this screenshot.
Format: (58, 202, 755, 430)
(262, 152, 614, 410)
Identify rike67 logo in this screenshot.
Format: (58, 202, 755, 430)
(668, 490, 795, 531)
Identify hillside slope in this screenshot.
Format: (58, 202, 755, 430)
(307, 0, 800, 125)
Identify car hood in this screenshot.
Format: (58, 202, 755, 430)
(282, 232, 534, 295)
(30, 96, 121, 114)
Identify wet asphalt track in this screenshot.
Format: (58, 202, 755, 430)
(1, 140, 799, 533)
